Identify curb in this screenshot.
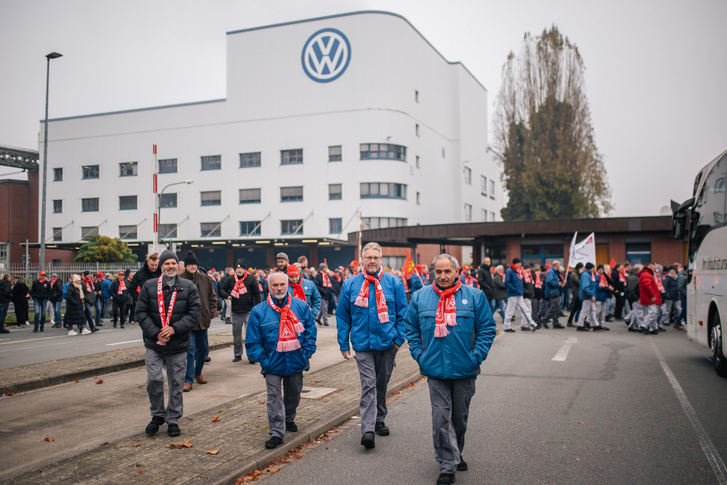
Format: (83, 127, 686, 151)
(211, 364, 423, 485)
(0, 341, 232, 395)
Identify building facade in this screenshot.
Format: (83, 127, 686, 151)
(39, 11, 502, 270)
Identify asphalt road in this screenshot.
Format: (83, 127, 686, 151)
(0, 323, 343, 482)
(258, 323, 727, 485)
(0, 317, 235, 369)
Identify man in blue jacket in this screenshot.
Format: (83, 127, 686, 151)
(536, 260, 565, 331)
(246, 272, 317, 450)
(503, 258, 537, 332)
(287, 265, 321, 317)
(577, 262, 598, 331)
(403, 254, 496, 485)
(337, 242, 407, 450)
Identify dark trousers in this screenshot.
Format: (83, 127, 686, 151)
(614, 292, 625, 319)
(113, 301, 128, 325)
(541, 296, 561, 325)
(84, 303, 98, 331)
(567, 296, 582, 324)
(14, 300, 28, 325)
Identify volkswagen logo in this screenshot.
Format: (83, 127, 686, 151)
(301, 28, 351, 83)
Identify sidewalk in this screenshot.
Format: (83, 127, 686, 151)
(8, 345, 422, 485)
(0, 332, 234, 395)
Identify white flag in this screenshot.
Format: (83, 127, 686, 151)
(568, 232, 596, 267)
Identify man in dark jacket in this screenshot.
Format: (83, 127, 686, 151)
(0, 273, 12, 333)
(30, 271, 52, 332)
(314, 263, 332, 326)
(476, 258, 495, 310)
(179, 251, 217, 392)
(137, 250, 200, 437)
(219, 258, 262, 363)
(81, 271, 99, 333)
(110, 271, 130, 328)
(567, 263, 583, 327)
(49, 273, 64, 328)
(12, 277, 29, 327)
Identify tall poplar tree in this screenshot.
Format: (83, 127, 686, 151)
(493, 26, 612, 220)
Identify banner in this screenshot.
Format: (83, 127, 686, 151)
(568, 232, 596, 267)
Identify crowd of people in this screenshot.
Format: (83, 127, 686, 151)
(0, 247, 688, 485)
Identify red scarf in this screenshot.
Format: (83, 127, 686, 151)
(83, 277, 93, 293)
(267, 294, 304, 352)
(433, 279, 462, 338)
(400, 274, 409, 292)
(354, 268, 389, 323)
(156, 276, 177, 346)
(51, 277, 58, 287)
(232, 271, 248, 297)
(118, 277, 126, 294)
(619, 269, 628, 283)
(321, 272, 332, 288)
(656, 274, 665, 293)
(534, 273, 543, 289)
(289, 281, 307, 302)
(598, 274, 609, 288)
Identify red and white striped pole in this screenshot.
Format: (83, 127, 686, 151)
(152, 144, 159, 254)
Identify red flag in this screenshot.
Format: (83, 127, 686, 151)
(609, 257, 616, 268)
(324, 258, 329, 268)
(401, 249, 415, 279)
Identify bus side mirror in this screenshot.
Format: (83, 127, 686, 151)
(672, 212, 686, 240)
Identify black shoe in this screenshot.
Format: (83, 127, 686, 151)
(120, 325, 125, 329)
(504, 328, 516, 333)
(248, 357, 257, 364)
(286, 421, 298, 432)
(531, 323, 542, 332)
(456, 457, 468, 471)
(605, 316, 614, 322)
(145, 416, 165, 435)
(39, 327, 44, 332)
(593, 326, 604, 331)
(553, 323, 565, 329)
(520, 327, 531, 331)
(205, 356, 211, 363)
(113, 323, 117, 328)
(96, 323, 104, 327)
(0, 329, 9, 334)
(437, 473, 456, 484)
(628, 327, 639, 332)
(543, 324, 550, 329)
(232, 356, 242, 362)
(265, 436, 283, 449)
(576, 326, 589, 332)
(91, 327, 99, 333)
(649, 329, 659, 335)
(566, 322, 575, 327)
(375, 421, 390, 436)
(323, 322, 329, 326)
(167, 423, 181, 437)
(361, 431, 375, 449)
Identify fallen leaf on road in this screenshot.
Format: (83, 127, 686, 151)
(134, 470, 144, 476)
(75, 377, 81, 383)
(100, 442, 109, 447)
(169, 440, 193, 449)
(130, 443, 140, 447)
(95, 379, 104, 384)
(116, 348, 122, 351)
(44, 437, 54, 442)
(4, 392, 13, 396)
(576, 458, 580, 461)
(206, 450, 219, 455)
(212, 415, 221, 422)
(577, 421, 588, 425)
(268, 467, 280, 473)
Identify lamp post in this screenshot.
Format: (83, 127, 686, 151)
(157, 180, 193, 252)
(40, 52, 62, 272)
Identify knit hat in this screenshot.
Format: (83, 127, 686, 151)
(276, 252, 289, 261)
(319, 263, 327, 269)
(236, 258, 246, 268)
(72, 274, 81, 282)
(287, 265, 300, 277)
(159, 250, 179, 267)
(97, 272, 103, 278)
(184, 251, 199, 266)
(51, 273, 58, 278)
(83, 270, 90, 277)
(512, 258, 521, 265)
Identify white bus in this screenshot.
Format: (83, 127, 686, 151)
(673, 148, 727, 377)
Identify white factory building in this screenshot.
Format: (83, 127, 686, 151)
(40, 11, 502, 270)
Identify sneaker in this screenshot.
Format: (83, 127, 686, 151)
(68, 329, 78, 336)
(436, 473, 456, 484)
(286, 421, 298, 432)
(504, 328, 516, 333)
(576, 326, 589, 332)
(90, 328, 99, 333)
(361, 431, 375, 449)
(39, 327, 44, 332)
(265, 436, 283, 449)
(32, 328, 38, 333)
(520, 327, 531, 331)
(145, 416, 165, 435)
(232, 356, 242, 362)
(167, 423, 181, 437)
(0, 329, 9, 334)
(375, 421, 390, 436)
(205, 355, 211, 362)
(457, 456, 468, 471)
(81, 328, 92, 335)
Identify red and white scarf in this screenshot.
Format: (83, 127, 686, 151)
(156, 276, 177, 346)
(289, 281, 307, 302)
(534, 273, 543, 289)
(354, 268, 389, 323)
(232, 271, 248, 297)
(433, 279, 462, 338)
(118, 277, 126, 294)
(656, 274, 665, 293)
(83, 277, 93, 293)
(267, 294, 304, 352)
(321, 271, 332, 288)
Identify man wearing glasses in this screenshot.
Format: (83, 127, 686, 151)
(336, 242, 408, 450)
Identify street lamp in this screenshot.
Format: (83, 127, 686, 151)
(156, 179, 193, 252)
(40, 52, 62, 272)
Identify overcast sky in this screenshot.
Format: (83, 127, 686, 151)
(2, 0, 725, 217)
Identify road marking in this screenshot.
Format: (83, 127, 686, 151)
(0, 334, 71, 346)
(106, 339, 142, 346)
(552, 337, 578, 361)
(651, 340, 727, 485)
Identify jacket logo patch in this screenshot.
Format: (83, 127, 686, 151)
(461, 299, 468, 305)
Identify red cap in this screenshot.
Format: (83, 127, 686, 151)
(350, 260, 359, 266)
(287, 265, 300, 277)
(39, 271, 47, 276)
(415, 264, 424, 272)
(462, 265, 469, 271)
(97, 272, 104, 278)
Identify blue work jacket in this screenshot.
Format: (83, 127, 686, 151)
(580, 269, 596, 300)
(505, 266, 523, 297)
(336, 271, 407, 352)
(544, 268, 562, 299)
(403, 284, 496, 380)
(245, 297, 317, 376)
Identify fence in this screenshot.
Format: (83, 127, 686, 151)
(5, 262, 145, 288)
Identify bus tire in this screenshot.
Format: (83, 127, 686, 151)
(711, 313, 727, 378)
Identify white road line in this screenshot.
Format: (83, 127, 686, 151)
(651, 340, 727, 485)
(0, 334, 71, 346)
(106, 339, 142, 346)
(552, 337, 578, 361)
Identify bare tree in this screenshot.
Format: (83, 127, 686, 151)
(493, 26, 612, 220)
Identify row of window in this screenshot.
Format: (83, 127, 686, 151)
(462, 167, 497, 199)
(52, 218, 353, 241)
(463, 203, 498, 222)
(56, 183, 409, 213)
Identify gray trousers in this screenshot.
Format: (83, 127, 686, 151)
(145, 348, 187, 425)
(577, 299, 597, 327)
(541, 296, 561, 325)
(640, 304, 660, 332)
(265, 372, 304, 439)
(428, 376, 477, 475)
(504, 296, 535, 329)
(660, 300, 673, 326)
(625, 301, 644, 329)
(317, 297, 328, 324)
(232, 312, 250, 358)
(594, 301, 606, 327)
(355, 346, 398, 434)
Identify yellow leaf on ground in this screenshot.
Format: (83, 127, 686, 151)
(212, 415, 221, 422)
(206, 449, 219, 455)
